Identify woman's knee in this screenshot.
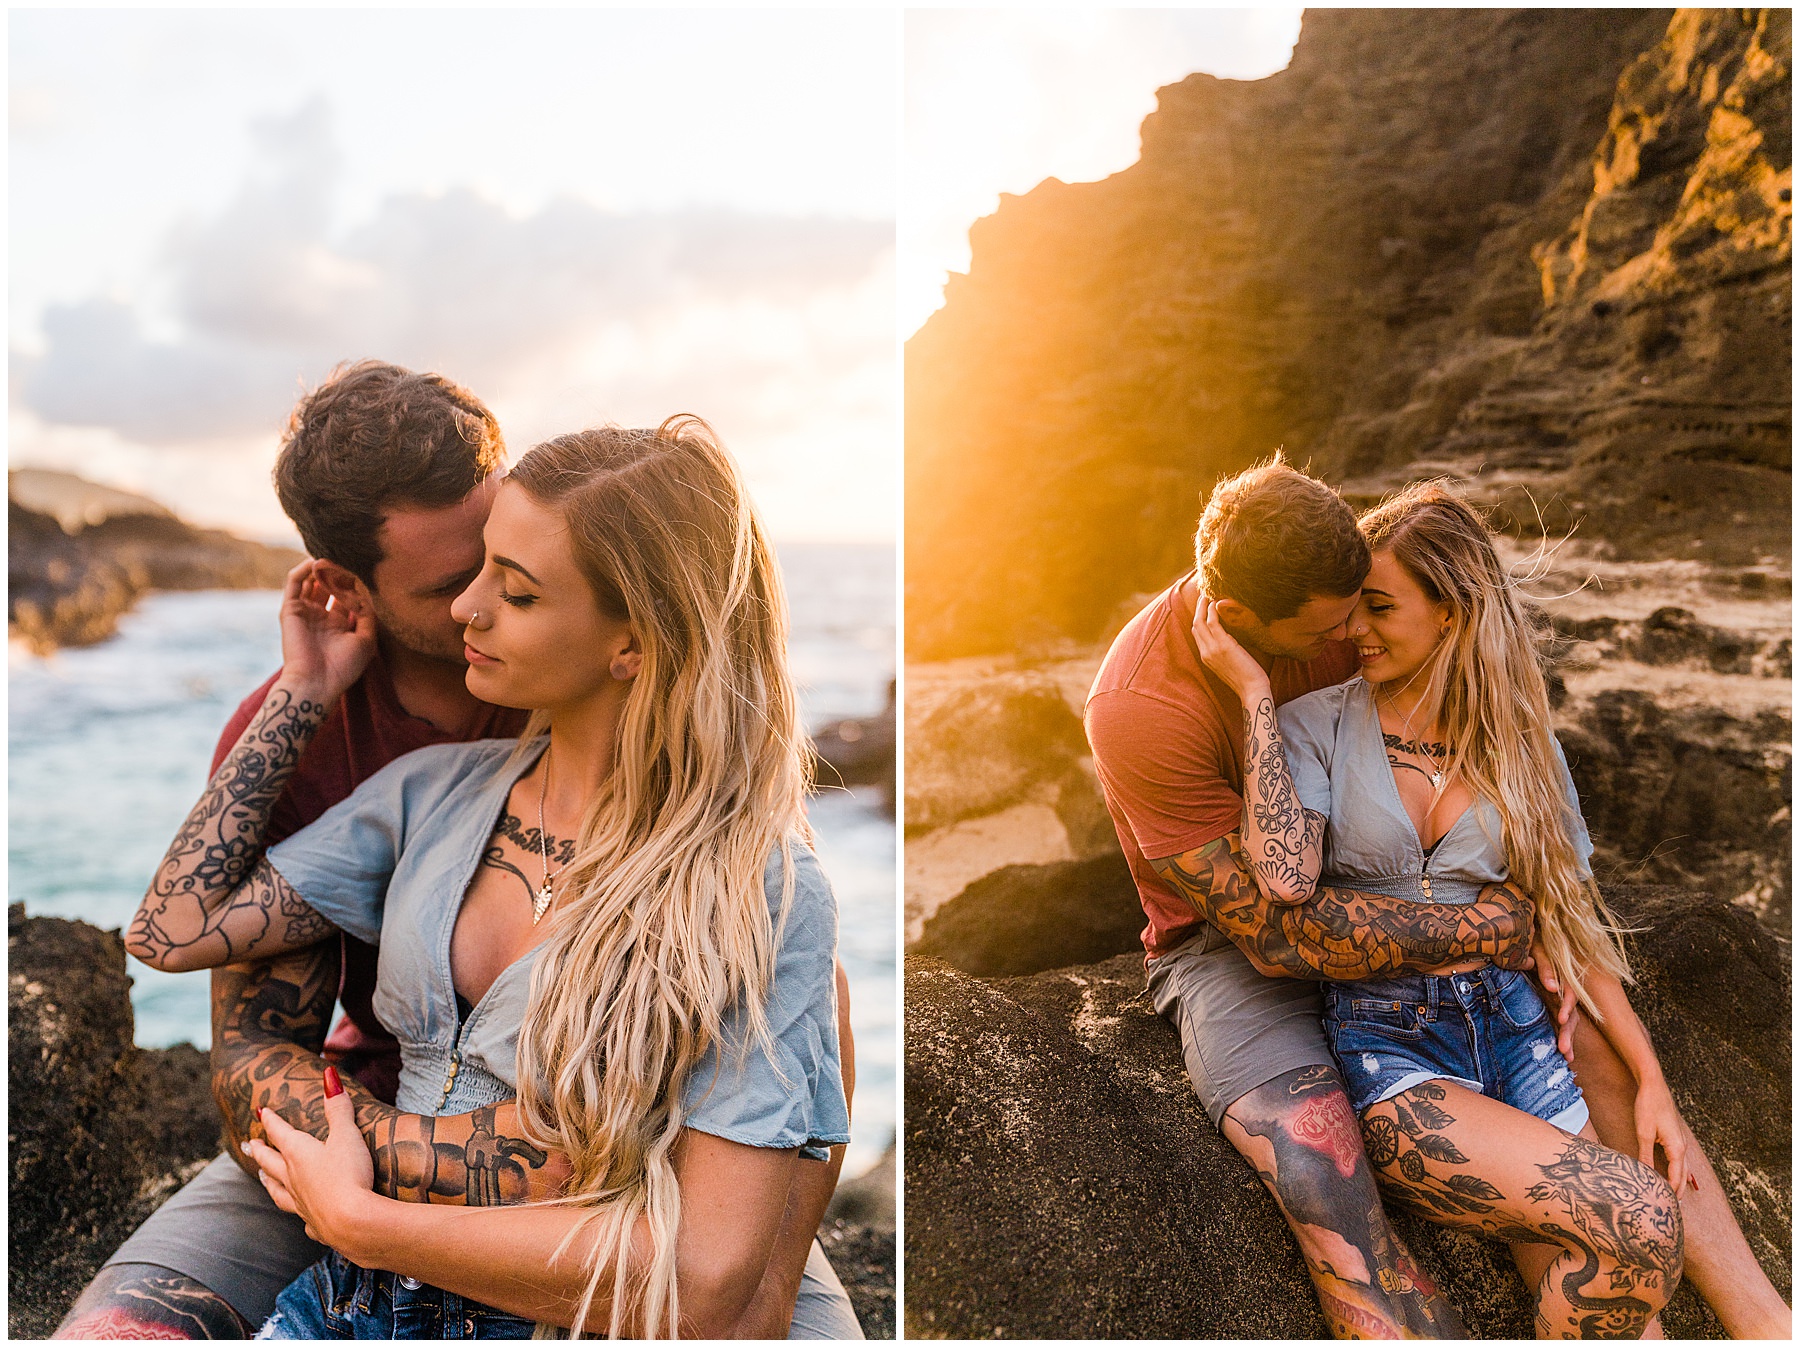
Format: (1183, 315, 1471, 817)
(1535, 1138, 1684, 1296)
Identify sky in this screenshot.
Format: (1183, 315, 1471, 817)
(904, 8, 1302, 335)
(10, 10, 899, 544)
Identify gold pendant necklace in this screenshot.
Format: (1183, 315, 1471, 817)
(1381, 681, 1448, 791)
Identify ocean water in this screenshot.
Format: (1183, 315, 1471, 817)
(8, 541, 897, 1176)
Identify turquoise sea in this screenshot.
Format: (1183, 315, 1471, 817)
(8, 542, 897, 1176)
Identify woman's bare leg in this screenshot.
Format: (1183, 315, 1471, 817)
(1569, 1010, 1791, 1338)
(1514, 1243, 1665, 1340)
(1360, 1081, 1683, 1338)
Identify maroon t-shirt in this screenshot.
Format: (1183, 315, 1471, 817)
(1085, 576, 1357, 960)
(210, 647, 528, 1103)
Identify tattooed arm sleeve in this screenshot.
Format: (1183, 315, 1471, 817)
(1151, 832, 1537, 980)
(214, 945, 569, 1206)
(125, 683, 338, 972)
(1240, 692, 1325, 903)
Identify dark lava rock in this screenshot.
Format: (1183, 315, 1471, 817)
(813, 679, 897, 812)
(1561, 693, 1791, 930)
(9, 906, 220, 1340)
(1633, 607, 1754, 673)
(912, 853, 1141, 977)
(825, 1143, 897, 1337)
(820, 1221, 896, 1340)
(904, 886, 1788, 1338)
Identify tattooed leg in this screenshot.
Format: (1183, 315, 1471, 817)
(1222, 1065, 1464, 1339)
(1360, 1082, 1683, 1339)
(1567, 1009, 1790, 1338)
(53, 1264, 251, 1340)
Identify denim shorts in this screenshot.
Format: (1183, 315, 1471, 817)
(1323, 965, 1590, 1134)
(256, 1251, 534, 1339)
(255, 1240, 865, 1339)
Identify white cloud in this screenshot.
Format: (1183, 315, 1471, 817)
(12, 101, 896, 541)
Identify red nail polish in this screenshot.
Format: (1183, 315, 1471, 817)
(324, 1065, 343, 1099)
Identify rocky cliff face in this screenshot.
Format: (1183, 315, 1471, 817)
(9, 470, 301, 653)
(906, 9, 1787, 657)
(904, 8, 1789, 932)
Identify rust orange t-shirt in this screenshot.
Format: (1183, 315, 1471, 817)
(1085, 575, 1357, 960)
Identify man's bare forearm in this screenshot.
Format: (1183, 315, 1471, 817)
(213, 945, 567, 1205)
(1152, 833, 1533, 980)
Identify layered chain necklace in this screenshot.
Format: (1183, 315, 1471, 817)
(533, 746, 571, 924)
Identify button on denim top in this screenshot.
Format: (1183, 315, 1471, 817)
(265, 737, 851, 1160)
(1277, 678, 1593, 904)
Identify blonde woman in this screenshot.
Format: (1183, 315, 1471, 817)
(1192, 481, 1690, 1338)
(127, 419, 855, 1338)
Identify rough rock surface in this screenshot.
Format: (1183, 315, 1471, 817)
(904, 671, 1093, 835)
(9, 471, 300, 653)
(906, 9, 1788, 658)
(8, 905, 220, 1340)
(824, 1143, 897, 1338)
(905, 887, 1789, 1339)
(8, 910, 896, 1339)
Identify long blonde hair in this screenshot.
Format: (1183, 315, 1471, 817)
(508, 416, 812, 1337)
(1360, 481, 1630, 1015)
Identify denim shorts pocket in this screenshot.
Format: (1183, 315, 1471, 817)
(1493, 970, 1549, 1030)
(1330, 996, 1424, 1041)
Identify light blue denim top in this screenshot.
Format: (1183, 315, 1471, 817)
(1277, 677, 1593, 905)
(266, 737, 851, 1160)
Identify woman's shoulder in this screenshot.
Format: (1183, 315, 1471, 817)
(391, 736, 527, 771)
(345, 737, 536, 819)
(376, 737, 531, 788)
(762, 838, 838, 941)
(1277, 675, 1364, 732)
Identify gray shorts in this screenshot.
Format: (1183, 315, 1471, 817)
(1145, 926, 1335, 1125)
(107, 1151, 864, 1339)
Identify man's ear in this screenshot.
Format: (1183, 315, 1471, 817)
(312, 561, 373, 618)
(611, 629, 644, 682)
(1212, 597, 1259, 633)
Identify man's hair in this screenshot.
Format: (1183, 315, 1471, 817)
(273, 360, 505, 584)
(1195, 453, 1369, 622)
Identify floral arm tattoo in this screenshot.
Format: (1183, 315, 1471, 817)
(1151, 833, 1536, 980)
(126, 686, 336, 970)
(1241, 694, 1325, 901)
(214, 943, 568, 1206)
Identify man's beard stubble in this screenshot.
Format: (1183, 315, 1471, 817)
(367, 594, 469, 667)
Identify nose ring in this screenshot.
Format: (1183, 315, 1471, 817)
(469, 610, 481, 623)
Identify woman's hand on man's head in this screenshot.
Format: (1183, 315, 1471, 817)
(1193, 599, 1272, 700)
(277, 559, 379, 707)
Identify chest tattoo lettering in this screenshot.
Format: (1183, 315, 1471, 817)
(480, 810, 578, 901)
